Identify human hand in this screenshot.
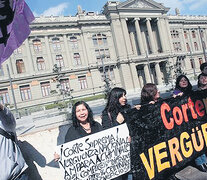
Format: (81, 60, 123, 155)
(173, 92, 183, 98)
(54, 152, 60, 162)
(116, 112, 124, 124)
(134, 104, 141, 110)
(149, 101, 155, 104)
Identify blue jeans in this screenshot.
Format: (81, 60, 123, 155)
(195, 154, 207, 166)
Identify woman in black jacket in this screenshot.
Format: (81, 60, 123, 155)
(102, 87, 131, 130)
(65, 101, 102, 142)
(102, 87, 131, 180)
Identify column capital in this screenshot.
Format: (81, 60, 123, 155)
(134, 17, 140, 21)
(146, 17, 151, 21)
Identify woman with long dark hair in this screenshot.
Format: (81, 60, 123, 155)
(102, 87, 131, 130)
(173, 74, 192, 97)
(64, 101, 102, 142)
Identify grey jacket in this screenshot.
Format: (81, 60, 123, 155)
(0, 107, 28, 180)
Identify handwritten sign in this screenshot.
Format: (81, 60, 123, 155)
(57, 124, 130, 180)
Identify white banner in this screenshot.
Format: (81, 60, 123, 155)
(57, 123, 131, 180)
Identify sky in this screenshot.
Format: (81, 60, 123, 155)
(25, 0, 207, 17)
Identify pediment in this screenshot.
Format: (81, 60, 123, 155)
(117, 0, 168, 11)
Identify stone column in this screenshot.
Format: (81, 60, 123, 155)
(120, 18, 133, 56)
(134, 18, 145, 55)
(129, 32, 137, 55)
(63, 34, 73, 68)
(156, 18, 166, 53)
(130, 62, 140, 89)
(180, 29, 187, 52)
(44, 36, 54, 70)
(25, 39, 35, 72)
(155, 62, 162, 85)
(187, 30, 194, 52)
(163, 18, 174, 52)
(81, 33, 90, 65)
(145, 18, 156, 54)
(144, 64, 151, 83)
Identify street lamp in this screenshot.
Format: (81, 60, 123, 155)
(100, 54, 111, 98)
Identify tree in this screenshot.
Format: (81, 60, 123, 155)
(52, 64, 73, 110)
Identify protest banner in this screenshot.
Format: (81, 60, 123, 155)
(127, 90, 207, 180)
(0, 0, 34, 64)
(57, 123, 130, 180)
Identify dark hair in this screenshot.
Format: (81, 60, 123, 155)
(200, 62, 207, 71)
(71, 101, 95, 128)
(175, 74, 192, 95)
(104, 87, 128, 115)
(197, 73, 207, 89)
(141, 83, 158, 104)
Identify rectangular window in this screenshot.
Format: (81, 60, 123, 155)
(101, 67, 115, 81)
(16, 59, 25, 73)
(60, 79, 70, 92)
(52, 37, 61, 51)
(95, 49, 110, 64)
(37, 57, 45, 71)
(20, 85, 32, 101)
(70, 36, 78, 49)
(56, 55, 64, 67)
(0, 89, 10, 104)
(73, 53, 81, 65)
(40, 82, 51, 97)
(78, 76, 88, 89)
(33, 39, 42, 52)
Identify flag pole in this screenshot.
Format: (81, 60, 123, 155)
(6, 64, 18, 118)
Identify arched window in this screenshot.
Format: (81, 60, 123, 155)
(186, 43, 190, 52)
(184, 31, 188, 39)
(16, 59, 25, 73)
(192, 31, 196, 38)
(194, 42, 199, 51)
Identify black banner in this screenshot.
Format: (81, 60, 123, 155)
(126, 90, 207, 180)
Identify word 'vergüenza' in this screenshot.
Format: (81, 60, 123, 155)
(140, 97, 207, 180)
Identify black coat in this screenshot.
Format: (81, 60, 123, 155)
(64, 121, 102, 143)
(102, 104, 131, 130)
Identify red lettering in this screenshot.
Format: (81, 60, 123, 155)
(161, 103, 174, 130)
(173, 107, 183, 126)
(195, 100, 205, 117)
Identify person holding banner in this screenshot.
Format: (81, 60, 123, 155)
(102, 87, 131, 180)
(64, 101, 103, 142)
(140, 83, 160, 105)
(200, 62, 207, 75)
(173, 75, 193, 97)
(194, 73, 207, 172)
(197, 73, 207, 90)
(102, 87, 131, 130)
(54, 101, 102, 162)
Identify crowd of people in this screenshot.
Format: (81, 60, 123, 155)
(2, 62, 207, 180)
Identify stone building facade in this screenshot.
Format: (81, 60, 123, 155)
(0, 0, 207, 108)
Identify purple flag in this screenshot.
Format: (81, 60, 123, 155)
(0, 0, 34, 64)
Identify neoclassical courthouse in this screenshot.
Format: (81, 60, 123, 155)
(1, 0, 207, 108)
